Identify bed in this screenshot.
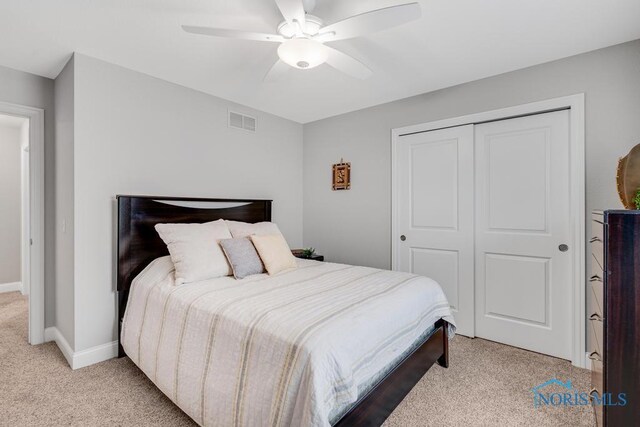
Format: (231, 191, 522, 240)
(117, 196, 455, 427)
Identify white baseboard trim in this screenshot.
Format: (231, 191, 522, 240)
(0, 281, 22, 293)
(44, 327, 118, 370)
(73, 340, 119, 370)
(44, 326, 74, 367)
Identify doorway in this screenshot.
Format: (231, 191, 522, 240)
(0, 102, 45, 345)
(392, 95, 586, 367)
(0, 115, 28, 296)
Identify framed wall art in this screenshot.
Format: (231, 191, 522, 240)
(332, 159, 351, 190)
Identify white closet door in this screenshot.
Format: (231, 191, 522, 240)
(396, 125, 475, 336)
(474, 110, 572, 359)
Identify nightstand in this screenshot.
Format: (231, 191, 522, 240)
(292, 250, 324, 262)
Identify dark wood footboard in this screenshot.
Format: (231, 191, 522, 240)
(334, 319, 450, 427)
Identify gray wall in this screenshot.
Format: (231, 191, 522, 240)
(0, 125, 22, 284)
(0, 64, 55, 325)
(54, 57, 75, 348)
(303, 39, 640, 270)
(70, 54, 304, 351)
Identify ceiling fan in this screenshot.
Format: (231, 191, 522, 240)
(182, 0, 421, 81)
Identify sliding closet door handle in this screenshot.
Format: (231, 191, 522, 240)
(590, 237, 602, 243)
(400, 235, 406, 241)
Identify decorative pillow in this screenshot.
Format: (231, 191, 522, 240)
(250, 233, 297, 275)
(219, 237, 265, 280)
(225, 220, 282, 239)
(155, 219, 232, 284)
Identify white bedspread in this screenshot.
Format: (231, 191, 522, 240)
(121, 256, 455, 427)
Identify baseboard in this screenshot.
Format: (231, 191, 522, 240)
(44, 327, 74, 367)
(0, 281, 22, 293)
(44, 327, 118, 370)
(73, 340, 119, 370)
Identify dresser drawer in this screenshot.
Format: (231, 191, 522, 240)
(589, 275, 604, 317)
(589, 318, 604, 360)
(590, 219, 605, 271)
(591, 218, 604, 242)
(590, 358, 604, 427)
(593, 394, 603, 427)
(591, 242, 604, 271)
(591, 250, 603, 277)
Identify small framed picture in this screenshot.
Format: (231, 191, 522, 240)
(332, 161, 351, 190)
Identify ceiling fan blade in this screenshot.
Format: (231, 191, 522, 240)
(182, 25, 285, 42)
(316, 2, 421, 42)
(264, 59, 290, 82)
(324, 46, 372, 80)
(275, 0, 306, 29)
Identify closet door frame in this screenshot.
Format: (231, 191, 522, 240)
(391, 94, 586, 368)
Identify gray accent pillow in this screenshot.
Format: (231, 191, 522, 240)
(219, 237, 265, 279)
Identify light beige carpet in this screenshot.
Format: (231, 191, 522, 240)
(0, 291, 594, 426)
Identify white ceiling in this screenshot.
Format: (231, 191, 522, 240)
(0, 0, 639, 123)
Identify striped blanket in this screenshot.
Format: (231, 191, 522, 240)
(122, 256, 455, 427)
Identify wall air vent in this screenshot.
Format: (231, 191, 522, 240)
(228, 111, 257, 132)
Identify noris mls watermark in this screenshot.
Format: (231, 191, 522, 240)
(531, 378, 627, 408)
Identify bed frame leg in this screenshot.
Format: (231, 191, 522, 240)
(117, 290, 128, 358)
(437, 320, 449, 368)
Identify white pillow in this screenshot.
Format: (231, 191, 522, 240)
(155, 219, 232, 284)
(225, 220, 282, 239)
(250, 234, 297, 275)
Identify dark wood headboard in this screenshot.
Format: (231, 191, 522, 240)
(116, 195, 272, 356)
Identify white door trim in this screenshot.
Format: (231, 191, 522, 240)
(391, 94, 586, 368)
(0, 101, 45, 345)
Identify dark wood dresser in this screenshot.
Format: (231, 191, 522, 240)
(590, 210, 640, 426)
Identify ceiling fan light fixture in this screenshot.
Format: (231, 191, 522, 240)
(277, 15, 323, 38)
(277, 38, 328, 70)
(183, 1, 422, 80)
